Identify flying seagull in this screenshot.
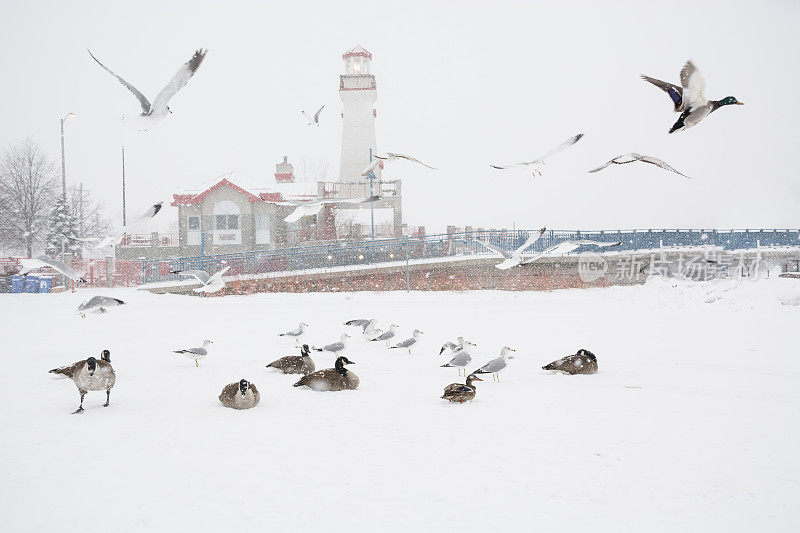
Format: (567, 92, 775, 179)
(589, 153, 691, 179)
(519, 240, 623, 266)
(477, 227, 547, 270)
(170, 266, 230, 294)
(19, 256, 86, 283)
(276, 195, 381, 223)
(94, 201, 164, 248)
(76, 296, 126, 318)
(490, 133, 584, 176)
(302, 105, 325, 126)
(88, 48, 207, 121)
(173, 340, 213, 367)
(642, 60, 743, 133)
(361, 153, 437, 176)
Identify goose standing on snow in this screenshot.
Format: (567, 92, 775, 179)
(369, 324, 398, 347)
(170, 266, 230, 294)
(313, 334, 350, 356)
(219, 379, 260, 410)
(441, 373, 483, 403)
(441, 340, 477, 376)
(472, 346, 516, 382)
(71, 356, 116, 414)
(642, 60, 743, 133)
(490, 133, 583, 177)
(173, 340, 212, 367)
(50, 350, 111, 379)
(293, 356, 359, 391)
(279, 322, 308, 345)
(542, 349, 598, 375)
(88, 48, 207, 125)
(589, 153, 691, 179)
(76, 296, 125, 317)
(266, 344, 316, 375)
(390, 330, 424, 355)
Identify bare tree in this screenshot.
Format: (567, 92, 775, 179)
(297, 156, 330, 183)
(69, 183, 111, 244)
(0, 139, 59, 256)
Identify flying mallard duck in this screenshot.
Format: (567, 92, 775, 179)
(642, 60, 743, 133)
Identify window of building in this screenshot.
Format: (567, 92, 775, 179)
(187, 215, 201, 245)
(213, 200, 241, 245)
(256, 214, 270, 245)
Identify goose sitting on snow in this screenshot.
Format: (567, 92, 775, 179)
(542, 349, 598, 375)
(293, 356, 359, 391)
(441, 373, 483, 403)
(219, 379, 260, 410)
(266, 344, 315, 375)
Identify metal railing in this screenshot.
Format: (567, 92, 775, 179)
(141, 228, 800, 285)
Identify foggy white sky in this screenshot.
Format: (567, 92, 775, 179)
(1, 0, 798, 234)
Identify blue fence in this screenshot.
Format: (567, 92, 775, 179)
(142, 228, 800, 284)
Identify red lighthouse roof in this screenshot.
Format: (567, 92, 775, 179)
(342, 44, 372, 60)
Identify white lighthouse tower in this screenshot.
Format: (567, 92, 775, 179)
(339, 45, 380, 182)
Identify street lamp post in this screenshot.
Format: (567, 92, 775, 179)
(367, 149, 376, 263)
(60, 113, 76, 198)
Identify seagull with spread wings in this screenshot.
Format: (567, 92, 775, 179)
(170, 266, 230, 294)
(641, 60, 743, 133)
(589, 153, 691, 179)
(94, 201, 164, 249)
(19, 256, 86, 283)
(361, 153, 437, 176)
(520, 240, 623, 266)
(302, 105, 325, 126)
(276, 195, 382, 223)
(490, 133, 584, 177)
(88, 48, 207, 122)
(477, 228, 547, 270)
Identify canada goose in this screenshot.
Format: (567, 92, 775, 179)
(293, 356, 359, 391)
(441, 373, 483, 403)
(172, 340, 212, 367)
(50, 349, 111, 379)
(389, 330, 423, 354)
(472, 346, 516, 382)
(441, 340, 477, 376)
(542, 349, 598, 375)
(219, 379, 260, 410)
(266, 344, 316, 375)
(279, 322, 308, 345)
(72, 356, 116, 414)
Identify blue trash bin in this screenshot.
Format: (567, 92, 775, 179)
(39, 277, 53, 293)
(11, 275, 25, 293)
(25, 276, 40, 293)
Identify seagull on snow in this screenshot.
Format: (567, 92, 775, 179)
(490, 133, 583, 177)
(477, 227, 547, 270)
(173, 340, 213, 367)
(88, 48, 207, 123)
(76, 296, 125, 318)
(589, 153, 691, 179)
(472, 346, 516, 382)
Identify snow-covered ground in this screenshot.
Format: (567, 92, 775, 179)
(1, 279, 799, 532)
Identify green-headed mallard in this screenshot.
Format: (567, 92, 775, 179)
(642, 60, 743, 133)
(441, 373, 483, 403)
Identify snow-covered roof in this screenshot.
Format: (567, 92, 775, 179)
(172, 175, 320, 206)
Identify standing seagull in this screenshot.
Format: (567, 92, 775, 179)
(589, 153, 691, 179)
(441, 340, 477, 376)
(88, 48, 207, 123)
(279, 322, 309, 345)
(477, 227, 547, 270)
(369, 324, 399, 347)
(490, 133, 583, 177)
(440, 336, 465, 356)
(642, 60, 743, 133)
(19, 256, 86, 283)
(277, 195, 381, 223)
(170, 266, 231, 294)
(361, 153, 437, 176)
(172, 340, 213, 367)
(313, 334, 350, 356)
(302, 105, 325, 126)
(472, 346, 516, 382)
(390, 330, 424, 355)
